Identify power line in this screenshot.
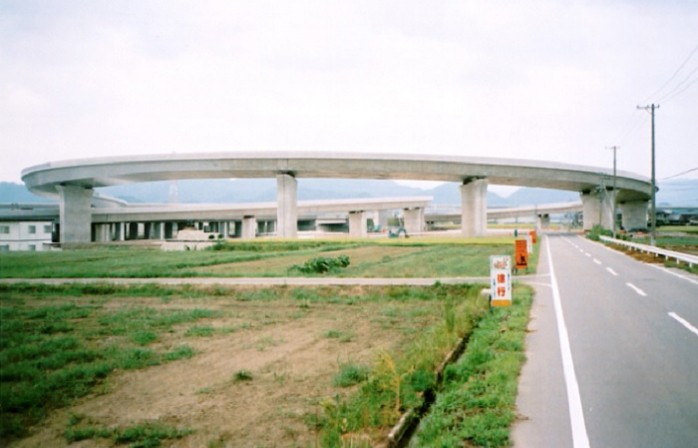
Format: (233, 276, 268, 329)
(662, 167, 698, 181)
(657, 75, 698, 103)
(641, 44, 698, 103)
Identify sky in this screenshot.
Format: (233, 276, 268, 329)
(1, 0, 697, 194)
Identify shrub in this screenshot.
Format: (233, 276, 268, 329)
(333, 363, 369, 388)
(291, 256, 351, 274)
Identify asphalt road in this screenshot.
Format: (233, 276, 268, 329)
(513, 233, 698, 448)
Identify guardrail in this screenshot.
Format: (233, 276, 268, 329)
(599, 235, 698, 268)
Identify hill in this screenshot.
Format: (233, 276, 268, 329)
(2, 178, 695, 207)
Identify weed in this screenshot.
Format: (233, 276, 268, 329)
(233, 370, 254, 382)
(255, 335, 280, 351)
(333, 363, 369, 388)
(316, 283, 488, 443)
(185, 325, 215, 337)
(414, 285, 533, 446)
(324, 329, 355, 343)
(163, 345, 195, 361)
(64, 420, 193, 446)
(290, 255, 351, 274)
(132, 331, 157, 346)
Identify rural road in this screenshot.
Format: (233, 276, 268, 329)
(513, 233, 698, 448)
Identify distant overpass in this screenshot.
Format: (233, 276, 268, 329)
(22, 152, 652, 243)
(427, 201, 583, 225)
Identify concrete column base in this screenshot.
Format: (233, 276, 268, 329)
(536, 214, 551, 231)
(241, 216, 257, 239)
(460, 179, 488, 237)
(619, 201, 648, 231)
(581, 190, 615, 230)
(57, 185, 93, 244)
(276, 174, 298, 238)
(348, 211, 367, 237)
(114, 222, 125, 241)
(95, 223, 110, 242)
(403, 208, 424, 235)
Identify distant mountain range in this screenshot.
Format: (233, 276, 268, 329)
(2, 178, 696, 207)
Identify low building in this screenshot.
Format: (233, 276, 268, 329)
(0, 203, 58, 251)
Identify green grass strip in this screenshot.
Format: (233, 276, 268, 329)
(315, 284, 489, 445)
(412, 284, 533, 447)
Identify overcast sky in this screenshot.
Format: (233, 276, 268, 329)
(1, 0, 697, 191)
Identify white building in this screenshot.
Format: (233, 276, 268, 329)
(0, 203, 58, 251)
(0, 221, 54, 251)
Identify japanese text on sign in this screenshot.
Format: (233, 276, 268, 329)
(489, 255, 512, 307)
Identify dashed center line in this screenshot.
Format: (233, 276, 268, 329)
(606, 267, 618, 276)
(593, 259, 602, 265)
(669, 312, 698, 337)
(584, 253, 591, 257)
(626, 283, 647, 297)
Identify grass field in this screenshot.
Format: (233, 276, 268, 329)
(0, 237, 537, 447)
(0, 282, 535, 446)
(0, 237, 538, 278)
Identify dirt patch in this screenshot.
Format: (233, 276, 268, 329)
(13, 293, 441, 447)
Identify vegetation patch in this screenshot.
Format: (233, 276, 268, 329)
(0, 280, 531, 447)
(0, 237, 524, 278)
(65, 415, 193, 447)
(314, 284, 489, 445)
(412, 285, 533, 447)
(232, 370, 254, 382)
(291, 255, 351, 274)
(333, 362, 370, 388)
(0, 289, 216, 441)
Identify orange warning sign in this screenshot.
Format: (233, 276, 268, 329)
(515, 239, 528, 270)
(529, 230, 537, 244)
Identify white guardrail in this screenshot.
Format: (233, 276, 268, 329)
(599, 235, 698, 268)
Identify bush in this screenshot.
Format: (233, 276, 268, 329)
(291, 256, 350, 274)
(587, 224, 612, 241)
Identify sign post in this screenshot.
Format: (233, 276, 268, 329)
(490, 255, 512, 307)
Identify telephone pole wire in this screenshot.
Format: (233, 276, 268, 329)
(636, 104, 659, 246)
(606, 146, 620, 238)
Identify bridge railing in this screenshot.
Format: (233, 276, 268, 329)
(599, 235, 698, 268)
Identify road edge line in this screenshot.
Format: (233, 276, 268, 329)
(668, 312, 698, 337)
(546, 237, 591, 448)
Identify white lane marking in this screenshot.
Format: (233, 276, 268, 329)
(649, 264, 698, 286)
(585, 253, 591, 257)
(626, 283, 647, 297)
(668, 312, 698, 337)
(593, 259, 602, 265)
(606, 267, 618, 276)
(546, 238, 590, 448)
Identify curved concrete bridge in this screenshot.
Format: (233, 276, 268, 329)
(22, 152, 652, 243)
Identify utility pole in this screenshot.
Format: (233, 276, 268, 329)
(606, 146, 619, 238)
(636, 104, 659, 246)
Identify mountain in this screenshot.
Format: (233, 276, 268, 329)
(2, 178, 695, 207)
(656, 179, 698, 207)
(0, 182, 55, 203)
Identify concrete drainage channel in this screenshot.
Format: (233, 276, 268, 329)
(385, 332, 471, 447)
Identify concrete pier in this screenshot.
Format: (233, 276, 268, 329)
(348, 211, 367, 237)
(57, 185, 92, 244)
(276, 174, 297, 238)
(460, 178, 487, 237)
(241, 216, 257, 239)
(403, 208, 424, 234)
(619, 201, 648, 231)
(581, 190, 615, 230)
